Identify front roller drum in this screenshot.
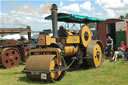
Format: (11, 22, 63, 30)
(25, 55, 66, 82)
(0, 48, 21, 68)
(86, 40, 104, 68)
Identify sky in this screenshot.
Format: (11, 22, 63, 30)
(0, 0, 128, 31)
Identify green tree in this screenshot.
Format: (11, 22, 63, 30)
(119, 13, 128, 19)
(124, 13, 128, 19)
(87, 22, 96, 28)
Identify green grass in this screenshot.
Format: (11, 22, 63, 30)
(0, 59, 128, 85)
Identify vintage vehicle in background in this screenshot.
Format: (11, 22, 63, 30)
(0, 26, 31, 68)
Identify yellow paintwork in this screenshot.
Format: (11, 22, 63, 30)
(38, 35, 56, 46)
(66, 31, 73, 35)
(64, 46, 78, 56)
(61, 35, 80, 45)
(81, 25, 91, 47)
(61, 39, 66, 45)
(60, 30, 80, 45)
(67, 35, 80, 44)
(50, 58, 62, 79)
(93, 43, 102, 67)
(38, 35, 45, 46)
(46, 35, 56, 45)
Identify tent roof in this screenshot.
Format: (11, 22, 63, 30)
(45, 13, 106, 23)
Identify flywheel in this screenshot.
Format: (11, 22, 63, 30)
(80, 25, 92, 47)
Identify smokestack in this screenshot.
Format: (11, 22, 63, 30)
(27, 26, 31, 40)
(50, 4, 58, 38)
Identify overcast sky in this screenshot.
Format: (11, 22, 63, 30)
(0, 0, 128, 31)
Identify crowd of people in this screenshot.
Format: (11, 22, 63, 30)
(105, 35, 127, 61)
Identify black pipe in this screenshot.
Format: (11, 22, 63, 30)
(27, 26, 31, 40)
(50, 4, 58, 38)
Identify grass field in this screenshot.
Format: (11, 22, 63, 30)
(0, 59, 128, 85)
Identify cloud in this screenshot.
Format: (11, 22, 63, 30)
(96, 12, 102, 16)
(80, 1, 92, 11)
(60, 1, 63, 7)
(60, 3, 80, 12)
(96, 0, 125, 9)
(25, 17, 32, 21)
(68, 0, 76, 1)
(8, 1, 52, 17)
(0, 2, 52, 31)
(123, 0, 128, 4)
(105, 9, 116, 18)
(0, 12, 50, 31)
(95, 0, 128, 18)
(95, 12, 105, 18)
(38, 4, 52, 15)
(0, 12, 28, 27)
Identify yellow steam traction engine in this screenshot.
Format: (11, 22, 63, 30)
(23, 4, 105, 82)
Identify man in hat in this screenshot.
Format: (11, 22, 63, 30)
(111, 41, 126, 61)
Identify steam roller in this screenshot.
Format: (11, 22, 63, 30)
(0, 26, 31, 68)
(0, 40, 31, 68)
(23, 4, 105, 82)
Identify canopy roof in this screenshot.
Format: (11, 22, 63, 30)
(45, 13, 106, 23)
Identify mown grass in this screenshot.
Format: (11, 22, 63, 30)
(0, 59, 128, 85)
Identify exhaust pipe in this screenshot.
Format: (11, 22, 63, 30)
(50, 4, 58, 38)
(27, 26, 31, 40)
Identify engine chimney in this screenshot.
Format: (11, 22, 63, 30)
(50, 4, 58, 38)
(27, 25, 31, 40)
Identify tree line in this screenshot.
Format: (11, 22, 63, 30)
(120, 13, 128, 19)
